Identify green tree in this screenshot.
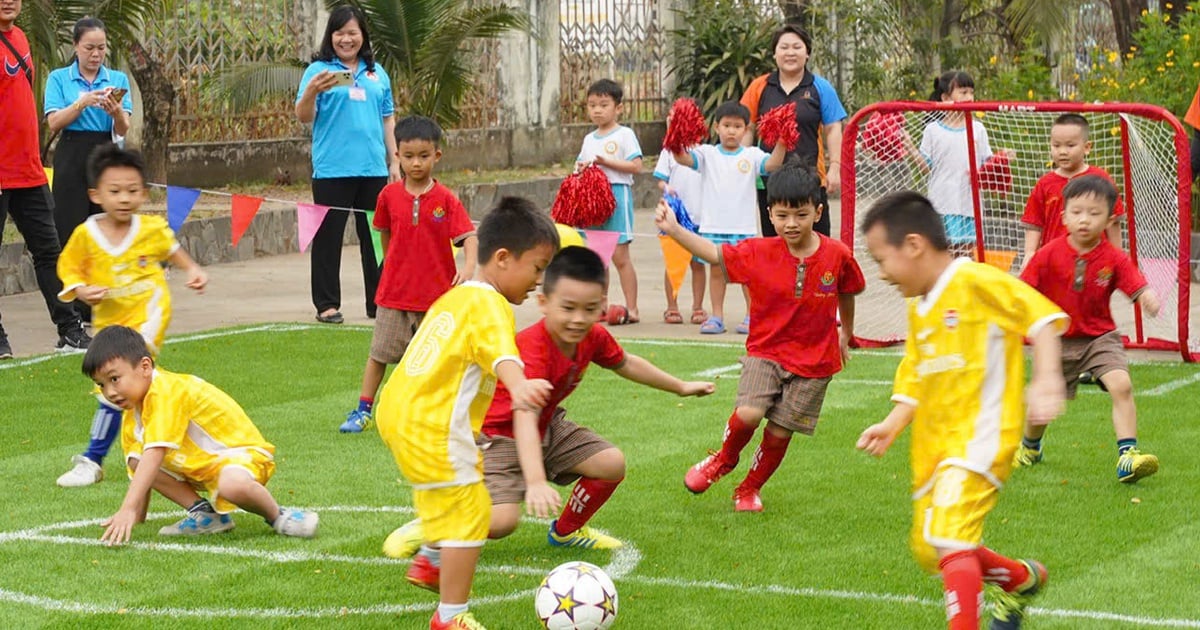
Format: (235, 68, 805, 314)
(216, 0, 531, 126)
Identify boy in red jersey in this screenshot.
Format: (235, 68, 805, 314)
(1020, 114, 1123, 270)
(384, 246, 714, 555)
(1017, 174, 1161, 482)
(655, 165, 865, 512)
(338, 115, 477, 433)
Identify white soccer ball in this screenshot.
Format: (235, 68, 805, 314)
(534, 561, 619, 630)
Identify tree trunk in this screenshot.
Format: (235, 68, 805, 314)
(939, 0, 964, 69)
(1109, 0, 1142, 54)
(776, 0, 815, 27)
(125, 39, 174, 183)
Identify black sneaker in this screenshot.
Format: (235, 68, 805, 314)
(56, 328, 92, 352)
(0, 335, 12, 360)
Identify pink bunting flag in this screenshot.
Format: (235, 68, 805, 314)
(230, 194, 265, 247)
(296, 203, 330, 253)
(582, 230, 620, 269)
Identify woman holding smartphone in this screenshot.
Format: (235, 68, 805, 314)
(43, 17, 133, 322)
(295, 4, 398, 324)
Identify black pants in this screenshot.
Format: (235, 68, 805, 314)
(310, 177, 385, 316)
(0, 185, 82, 336)
(53, 130, 111, 324)
(757, 180, 832, 237)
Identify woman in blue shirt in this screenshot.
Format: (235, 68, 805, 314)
(44, 17, 133, 246)
(295, 5, 398, 324)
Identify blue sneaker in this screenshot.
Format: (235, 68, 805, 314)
(339, 409, 372, 433)
(158, 511, 234, 536)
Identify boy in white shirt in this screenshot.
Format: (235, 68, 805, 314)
(576, 79, 643, 323)
(672, 100, 787, 334)
(653, 149, 708, 325)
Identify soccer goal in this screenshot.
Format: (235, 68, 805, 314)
(840, 101, 1195, 362)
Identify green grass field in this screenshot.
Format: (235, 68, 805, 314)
(1, 324, 1198, 629)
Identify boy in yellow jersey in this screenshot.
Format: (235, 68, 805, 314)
(856, 191, 1068, 630)
(83, 326, 318, 545)
(375, 196, 558, 630)
(55, 144, 208, 489)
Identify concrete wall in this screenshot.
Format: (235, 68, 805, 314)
(0, 174, 663, 296)
(163, 121, 666, 188)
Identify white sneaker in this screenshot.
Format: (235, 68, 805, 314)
(57, 455, 103, 488)
(158, 511, 235, 536)
(274, 508, 319, 538)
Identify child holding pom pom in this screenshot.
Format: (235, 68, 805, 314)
(576, 79, 643, 323)
(671, 101, 787, 335)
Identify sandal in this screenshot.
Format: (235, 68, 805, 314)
(735, 316, 750, 334)
(663, 309, 684, 324)
(690, 309, 708, 325)
(699, 316, 726, 334)
(315, 310, 344, 324)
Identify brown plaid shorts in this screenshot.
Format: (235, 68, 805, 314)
(1062, 331, 1127, 398)
(735, 356, 832, 435)
(478, 409, 614, 505)
(369, 307, 424, 364)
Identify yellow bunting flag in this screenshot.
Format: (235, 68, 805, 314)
(44, 168, 54, 190)
(659, 235, 692, 300)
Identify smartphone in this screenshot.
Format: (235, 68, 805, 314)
(108, 87, 128, 102)
(330, 71, 354, 88)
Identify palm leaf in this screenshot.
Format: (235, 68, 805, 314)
(1004, 0, 1078, 44)
(206, 60, 306, 111)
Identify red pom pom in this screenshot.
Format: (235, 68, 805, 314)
(551, 165, 616, 227)
(663, 98, 708, 154)
(757, 102, 800, 152)
(979, 153, 1013, 194)
(862, 112, 906, 162)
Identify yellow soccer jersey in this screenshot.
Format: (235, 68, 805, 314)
(121, 369, 275, 483)
(58, 215, 179, 352)
(376, 281, 522, 489)
(892, 258, 1067, 497)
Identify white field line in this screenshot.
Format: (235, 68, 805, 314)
(1141, 371, 1200, 396)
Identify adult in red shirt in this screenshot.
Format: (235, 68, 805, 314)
(656, 166, 865, 512)
(0, 0, 89, 357)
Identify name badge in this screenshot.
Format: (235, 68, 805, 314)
(348, 86, 367, 102)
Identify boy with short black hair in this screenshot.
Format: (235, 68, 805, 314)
(857, 190, 1068, 630)
(338, 114, 477, 433)
(1017, 174, 1161, 482)
(375, 196, 558, 630)
(85, 326, 318, 545)
(671, 100, 788, 335)
(1021, 113, 1123, 269)
(383, 246, 714, 558)
(656, 165, 863, 512)
(55, 143, 208, 488)
(576, 78, 643, 323)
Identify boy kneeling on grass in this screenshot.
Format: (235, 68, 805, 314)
(85, 326, 318, 545)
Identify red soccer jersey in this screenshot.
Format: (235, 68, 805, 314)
(372, 181, 475, 311)
(1019, 236, 1147, 338)
(0, 26, 48, 189)
(1021, 166, 1125, 246)
(722, 235, 865, 377)
(483, 321, 626, 438)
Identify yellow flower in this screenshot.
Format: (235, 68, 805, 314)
(1166, 2, 1173, 7)
(1141, 8, 1148, 15)
(989, 55, 997, 65)
(1194, 61, 1200, 67)
(1110, 126, 1121, 136)
(1068, 92, 1077, 100)
(1126, 52, 1135, 59)
(1184, 34, 1192, 41)
(1167, 49, 1175, 57)
(1131, 45, 1138, 50)
(1107, 51, 1119, 63)
(1166, 61, 1175, 66)
(1156, 65, 1165, 72)
(1027, 89, 1034, 99)
(1139, 77, 1148, 84)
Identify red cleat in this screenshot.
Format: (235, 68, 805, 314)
(430, 610, 487, 629)
(684, 453, 736, 494)
(406, 553, 440, 593)
(733, 487, 764, 512)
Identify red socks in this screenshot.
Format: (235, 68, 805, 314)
(554, 477, 622, 536)
(736, 431, 791, 492)
(939, 550, 982, 630)
(717, 412, 757, 465)
(976, 546, 1032, 592)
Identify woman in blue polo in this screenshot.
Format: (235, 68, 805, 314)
(44, 17, 133, 247)
(295, 4, 398, 324)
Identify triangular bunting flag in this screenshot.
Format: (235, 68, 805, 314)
(296, 203, 330, 253)
(365, 210, 385, 265)
(659, 235, 692, 300)
(582, 229, 620, 269)
(230, 194, 265, 247)
(44, 168, 54, 190)
(166, 186, 202, 232)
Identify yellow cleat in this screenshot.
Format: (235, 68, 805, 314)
(383, 518, 423, 559)
(1012, 443, 1043, 468)
(1117, 448, 1158, 483)
(548, 521, 624, 549)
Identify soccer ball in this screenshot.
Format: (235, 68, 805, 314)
(535, 561, 619, 630)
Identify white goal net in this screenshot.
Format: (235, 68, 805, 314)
(841, 101, 1194, 361)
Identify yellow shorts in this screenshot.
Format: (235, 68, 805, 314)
(127, 447, 276, 515)
(909, 466, 999, 574)
(414, 483, 491, 547)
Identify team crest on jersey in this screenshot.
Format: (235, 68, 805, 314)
(737, 158, 752, 173)
(818, 270, 836, 292)
(803, 89, 812, 99)
(432, 206, 446, 221)
(1095, 266, 1113, 286)
(943, 309, 959, 330)
(604, 140, 618, 155)
(137, 255, 148, 268)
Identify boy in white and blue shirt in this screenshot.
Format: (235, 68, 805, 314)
(653, 150, 709, 325)
(672, 100, 787, 334)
